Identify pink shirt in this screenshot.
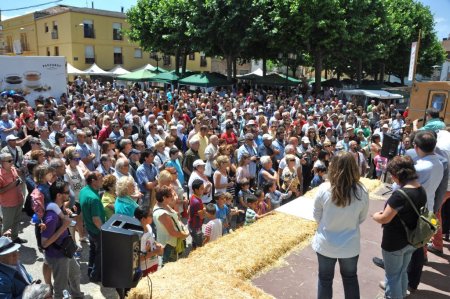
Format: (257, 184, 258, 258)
(0, 167, 24, 207)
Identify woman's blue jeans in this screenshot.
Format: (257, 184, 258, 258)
(382, 244, 416, 299)
(316, 252, 360, 299)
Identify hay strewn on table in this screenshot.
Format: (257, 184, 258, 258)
(127, 213, 316, 299)
(303, 177, 382, 200)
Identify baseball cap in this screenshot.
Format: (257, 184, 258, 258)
(247, 120, 256, 126)
(262, 134, 273, 141)
(5, 135, 19, 142)
(193, 159, 206, 168)
(301, 136, 311, 143)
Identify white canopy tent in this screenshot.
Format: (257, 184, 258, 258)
(131, 63, 159, 72)
(83, 63, 112, 76)
(67, 63, 84, 75)
(108, 65, 130, 76)
(236, 68, 263, 78)
(340, 89, 403, 100)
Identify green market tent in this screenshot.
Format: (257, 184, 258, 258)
(149, 70, 195, 83)
(252, 73, 300, 86)
(117, 69, 159, 81)
(179, 73, 232, 87)
(131, 63, 168, 73)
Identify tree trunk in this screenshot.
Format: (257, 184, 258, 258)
(400, 76, 405, 86)
(380, 63, 385, 84)
(233, 58, 237, 79)
(314, 49, 323, 95)
(356, 57, 362, 86)
(337, 72, 341, 81)
(175, 49, 181, 76)
(262, 57, 267, 77)
(226, 55, 233, 82)
(325, 68, 328, 80)
(181, 50, 187, 76)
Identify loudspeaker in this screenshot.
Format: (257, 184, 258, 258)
(101, 214, 144, 288)
(381, 133, 400, 159)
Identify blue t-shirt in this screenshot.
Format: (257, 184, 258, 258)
(215, 204, 229, 225)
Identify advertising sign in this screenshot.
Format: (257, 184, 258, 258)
(0, 56, 67, 107)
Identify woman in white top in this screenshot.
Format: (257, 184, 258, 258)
(153, 140, 169, 171)
(312, 151, 369, 299)
(153, 186, 189, 265)
(63, 146, 89, 243)
(213, 155, 234, 195)
(236, 153, 251, 183)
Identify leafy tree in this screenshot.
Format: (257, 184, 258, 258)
(383, 0, 446, 84)
(126, 0, 198, 75)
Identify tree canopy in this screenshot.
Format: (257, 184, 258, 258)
(126, 0, 446, 92)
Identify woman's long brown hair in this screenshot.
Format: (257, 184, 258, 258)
(328, 151, 361, 207)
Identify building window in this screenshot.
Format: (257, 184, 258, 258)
(52, 21, 58, 31)
(189, 53, 195, 60)
(20, 33, 29, 52)
(46, 47, 50, 56)
(134, 48, 142, 58)
(200, 56, 207, 67)
(114, 47, 123, 64)
(54, 46, 59, 56)
(85, 45, 95, 63)
(44, 23, 49, 33)
(83, 20, 95, 38)
(113, 23, 122, 40)
(431, 93, 446, 111)
(163, 55, 171, 66)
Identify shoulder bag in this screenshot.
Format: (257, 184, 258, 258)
(397, 189, 439, 248)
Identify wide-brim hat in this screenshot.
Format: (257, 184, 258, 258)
(0, 237, 20, 255)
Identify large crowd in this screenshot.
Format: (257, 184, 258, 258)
(0, 77, 449, 299)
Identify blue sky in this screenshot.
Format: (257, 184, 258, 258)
(1, 0, 449, 40)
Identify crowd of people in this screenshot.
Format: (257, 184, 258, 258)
(0, 77, 449, 298)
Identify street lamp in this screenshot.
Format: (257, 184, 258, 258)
(279, 52, 298, 88)
(151, 52, 162, 72)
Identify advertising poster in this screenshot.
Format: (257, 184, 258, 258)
(0, 56, 67, 107)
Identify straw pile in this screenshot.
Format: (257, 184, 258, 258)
(303, 177, 382, 200)
(127, 213, 316, 299)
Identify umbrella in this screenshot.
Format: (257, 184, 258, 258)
(83, 63, 112, 76)
(117, 69, 158, 81)
(179, 73, 232, 87)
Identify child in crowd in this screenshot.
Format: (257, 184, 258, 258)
(188, 179, 205, 250)
(134, 206, 163, 276)
(310, 165, 327, 188)
(255, 190, 269, 215)
(263, 181, 292, 210)
(215, 192, 231, 234)
(245, 197, 271, 226)
(237, 179, 253, 226)
(281, 154, 301, 197)
(203, 203, 223, 245)
(373, 147, 388, 180)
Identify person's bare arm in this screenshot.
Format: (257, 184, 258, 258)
(159, 214, 189, 239)
(372, 204, 397, 224)
(92, 216, 103, 230)
(41, 217, 72, 248)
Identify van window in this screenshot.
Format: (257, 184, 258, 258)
(431, 93, 446, 111)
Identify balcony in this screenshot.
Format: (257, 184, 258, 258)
(51, 30, 58, 39)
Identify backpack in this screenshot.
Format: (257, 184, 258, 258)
(397, 189, 439, 248)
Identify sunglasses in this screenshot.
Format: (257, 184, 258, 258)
(2, 160, 13, 163)
(72, 157, 81, 161)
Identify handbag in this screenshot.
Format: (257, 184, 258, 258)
(397, 189, 439, 248)
(53, 234, 78, 258)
